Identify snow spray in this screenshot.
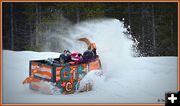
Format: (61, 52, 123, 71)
(66, 19, 138, 79)
(41, 19, 138, 92)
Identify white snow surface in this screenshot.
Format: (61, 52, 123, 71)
(2, 50, 178, 104)
(2, 19, 178, 104)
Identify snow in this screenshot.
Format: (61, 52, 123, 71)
(2, 19, 178, 104)
(2, 50, 177, 104)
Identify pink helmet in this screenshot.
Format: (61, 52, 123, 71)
(71, 52, 82, 63)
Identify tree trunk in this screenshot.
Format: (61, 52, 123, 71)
(128, 3, 131, 26)
(76, 8, 80, 23)
(35, 3, 39, 46)
(10, 3, 14, 50)
(39, 3, 42, 45)
(151, 4, 156, 55)
(29, 21, 33, 47)
(171, 14, 174, 47)
(141, 4, 145, 54)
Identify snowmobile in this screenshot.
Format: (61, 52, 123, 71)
(22, 38, 101, 94)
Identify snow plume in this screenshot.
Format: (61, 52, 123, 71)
(41, 17, 73, 52)
(66, 19, 137, 79)
(41, 18, 138, 79)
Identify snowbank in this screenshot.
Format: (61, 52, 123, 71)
(2, 50, 177, 104)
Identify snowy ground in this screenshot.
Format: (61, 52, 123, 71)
(2, 50, 178, 104)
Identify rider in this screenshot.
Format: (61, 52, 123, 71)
(88, 42, 97, 56)
(70, 52, 83, 64)
(59, 50, 71, 64)
(83, 42, 97, 62)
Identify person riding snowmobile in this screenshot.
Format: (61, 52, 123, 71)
(78, 38, 97, 55)
(60, 37, 97, 64)
(59, 50, 71, 64)
(78, 38, 97, 62)
(70, 52, 83, 64)
(88, 42, 97, 56)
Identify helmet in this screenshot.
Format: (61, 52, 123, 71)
(83, 50, 94, 60)
(63, 50, 71, 54)
(59, 50, 71, 63)
(71, 52, 82, 62)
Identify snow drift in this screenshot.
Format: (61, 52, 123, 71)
(2, 19, 178, 104)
